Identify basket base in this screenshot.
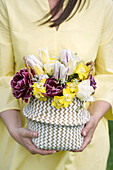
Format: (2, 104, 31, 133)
(27, 119, 84, 151)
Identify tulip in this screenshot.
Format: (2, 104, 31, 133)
(26, 55, 44, 76)
(60, 49, 79, 75)
(53, 63, 69, 83)
(60, 49, 73, 66)
(44, 60, 60, 76)
(39, 48, 49, 65)
(43, 77, 64, 97)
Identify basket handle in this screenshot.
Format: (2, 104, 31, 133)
(86, 61, 95, 79)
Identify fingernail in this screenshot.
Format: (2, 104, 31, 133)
(83, 131, 86, 136)
(33, 132, 37, 137)
(52, 151, 56, 153)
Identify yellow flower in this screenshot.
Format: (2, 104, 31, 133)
(49, 57, 56, 61)
(52, 96, 64, 109)
(61, 88, 75, 107)
(75, 63, 89, 80)
(37, 96, 47, 101)
(32, 81, 47, 101)
(53, 88, 75, 108)
(67, 82, 78, 94)
(40, 78, 46, 84)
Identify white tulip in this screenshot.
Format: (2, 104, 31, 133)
(67, 56, 79, 75)
(26, 55, 44, 75)
(39, 48, 49, 65)
(60, 49, 79, 75)
(44, 60, 60, 76)
(53, 62, 69, 83)
(26, 55, 43, 68)
(60, 49, 73, 66)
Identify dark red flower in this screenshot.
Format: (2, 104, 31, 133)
(11, 68, 33, 103)
(43, 77, 64, 97)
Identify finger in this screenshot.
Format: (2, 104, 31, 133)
(82, 118, 94, 137)
(28, 142, 56, 155)
(19, 128, 38, 138)
(24, 138, 56, 155)
(78, 137, 91, 151)
(73, 136, 91, 152)
(36, 148, 56, 155)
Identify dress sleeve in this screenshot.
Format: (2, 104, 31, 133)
(0, 0, 20, 113)
(94, 0, 113, 120)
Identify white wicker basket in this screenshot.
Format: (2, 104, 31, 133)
(23, 97, 90, 151)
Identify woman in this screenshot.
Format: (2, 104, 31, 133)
(0, 0, 113, 169)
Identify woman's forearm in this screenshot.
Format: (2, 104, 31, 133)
(89, 100, 111, 124)
(0, 109, 22, 135)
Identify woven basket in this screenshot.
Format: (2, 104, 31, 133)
(23, 97, 90, 151)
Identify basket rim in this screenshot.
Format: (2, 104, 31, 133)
(23, 97, 90, 126)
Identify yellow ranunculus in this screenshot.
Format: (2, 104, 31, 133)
(75, 63, 89, 80)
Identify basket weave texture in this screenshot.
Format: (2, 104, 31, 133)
(23, 97, 90, 151)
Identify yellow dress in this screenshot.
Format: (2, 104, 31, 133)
(0, 0, 113, 169)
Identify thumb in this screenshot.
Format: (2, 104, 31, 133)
(81, 119, 93, 137)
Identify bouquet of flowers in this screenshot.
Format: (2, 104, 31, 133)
(11, 48, 96, 151)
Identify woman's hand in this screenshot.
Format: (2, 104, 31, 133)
(71, 100, 111, 152)
(0, 110, 56, 155)
(11, 127, 56, 155)
(73, 114, 98, 152)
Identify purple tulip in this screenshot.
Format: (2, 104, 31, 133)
(11, 68, 33, 103)
(90, 75, 96, 90)
(43, 77, 64, 97)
